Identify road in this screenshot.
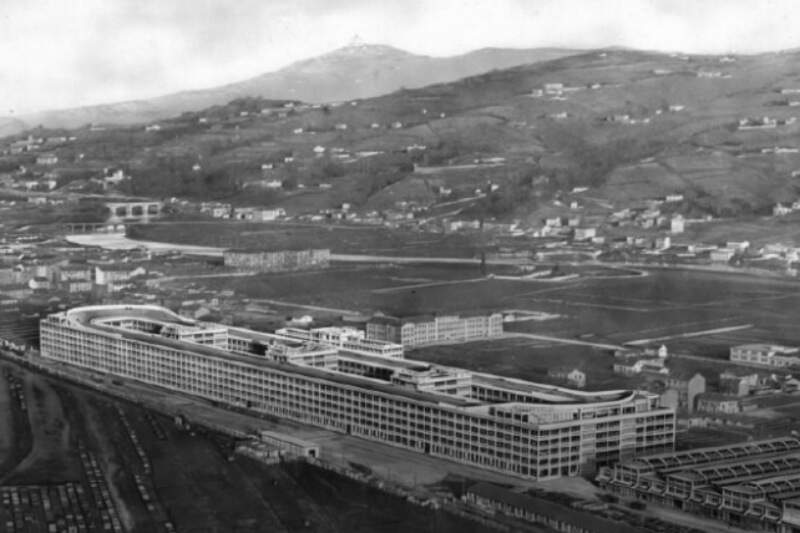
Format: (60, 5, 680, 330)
(65, 233, 226, 256)
(329, 253, 526, 265)
(372, 277, 487, 294)
(66, 232, 800, 287)
(66, 233, 537, 265)
(151, 271, 259, 283)
(504, 332, 624, 351)
(251, 298, 358, 315)
(625, 324, 754, 346)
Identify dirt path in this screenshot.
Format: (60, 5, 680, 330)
(504, 332, 624, 351)
(5, 372, 76, 484)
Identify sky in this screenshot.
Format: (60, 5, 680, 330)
(2, 0, 799, 115)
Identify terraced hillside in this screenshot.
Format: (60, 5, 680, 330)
(6, 48, 800, 221)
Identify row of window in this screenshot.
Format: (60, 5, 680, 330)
(41, 322, 674, 478)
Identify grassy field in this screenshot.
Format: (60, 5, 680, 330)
(174, 262, 800, 397)
(399, 268, 800, 404)
(181, 262, 800, 345)
(500, 269, 800, 345)
(683, 212, 800, 247)
(174, 263, 496, 315)
(409, 339, 632, 391)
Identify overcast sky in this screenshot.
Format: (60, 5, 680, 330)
(2, 0, 799, 115)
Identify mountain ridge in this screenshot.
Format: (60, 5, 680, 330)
(0, 44, 579, 136)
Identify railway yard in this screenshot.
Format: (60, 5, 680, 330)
(0, 360, 491, 533)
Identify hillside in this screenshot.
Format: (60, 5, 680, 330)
(7, 48, 800, 224)
(1, 44, 577, 135)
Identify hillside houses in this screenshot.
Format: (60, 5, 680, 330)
(709, 247, 736, 263)
(739, 116, 778, 130)
(35, 153, 58, 165)
(231, 207, 286, 222)
(200, 202, 232, 218)
(670, 215, 685, 234)
(697, 70, 727, 78)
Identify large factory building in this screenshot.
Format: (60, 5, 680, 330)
(40, 305, 676, 480)
(223, 248, 330, 272)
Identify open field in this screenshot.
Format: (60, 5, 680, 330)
(171, 258, 800, 350)
(394, 268, 800, 393)
(683, 212, 800, 247)
(175, 263, 501, 315)
(169, 261, 800, 397)
(0, 360, 496, 533)
(128, 221, 486, 257)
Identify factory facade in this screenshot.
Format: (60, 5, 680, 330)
(40, 305, 676, 480)
(366, 312, 504, 347)
(223, 248, 330, 272)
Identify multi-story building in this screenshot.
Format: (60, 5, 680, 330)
(601, 436, 800, 532)
(276, 326, 404, 358)
(57, 264, 94, 293)
(36, 153, 58, 165)
(63, 281, 93, 294)
(719, 370, 764, 397)
(28, 277, 52, 291)
(40, 305, 675, 480)
(730, 344, 800, 368)
(223, 248, 330, 273)
(94, 264, 146, 293)
(663, 371, 706, 413)
(366, 312, 503, 347)
(57, 264, 93, 283)
(695, 393, 741, 415)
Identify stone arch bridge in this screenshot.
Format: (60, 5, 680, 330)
(105, 201, 163, 223)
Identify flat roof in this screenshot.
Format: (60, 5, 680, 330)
(733, 344, 799, 353)
(474, 374, 633, 404)
(88, 319, 481, 409)
(52, 305, 646, 415)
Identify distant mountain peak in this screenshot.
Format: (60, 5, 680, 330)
(347, 34, 366, 47)
(0, 45, 581, 135)
(318, 42, 418, 60)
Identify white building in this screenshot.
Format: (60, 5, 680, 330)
(709, 248, 736, 263)
(232, 207, 286, 221)
(574, 227, 597, 241)
(670, 215, 685, 234)
(730, 344, 800, 368)
(94, 264, 146, 292)
(276, 326, 404, 358)
(775, 203, 793, 216)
